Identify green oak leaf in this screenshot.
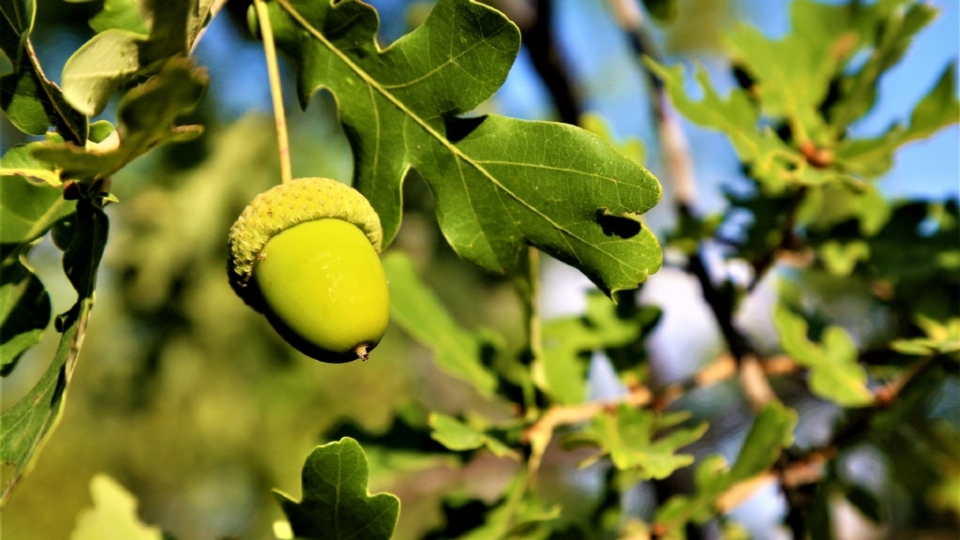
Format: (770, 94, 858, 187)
(654, 402, 796, 533)
(89, 0, 150, 35)
(0, 51, 88, 141)
(62, 29, 148, 117)
(1, 141, 61, 186)
(383, 251, 498, 397)
(824, 0, 938, 134)
(275, 437, 400, 540)
(835, 64, 960, 178)
(429, 413, 518, 459)
(0, 0, 35, 65)
(269, 0, 662, 295)
(647, 60, 841, 192)
(69, 475, 164, 540)
(0, 171, 74, 244)
(538, 292, 645, 404)
(818, 240, 870, 277)
(60, 0, 219, 117)
(892, 316, 960, 359)
(585, 406, 707, 479)
(0, 200, 108, 507)
(0, 250, 50, 376)
(651, 0, 957, 194)
(774, 304, 874, 407)
(456, 472, 560, 540)
(33, 58, 207, 181)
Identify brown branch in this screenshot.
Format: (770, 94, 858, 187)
(747, 186, 808, 291)
(521, 0, 582, 125)
(522, 354, 798, 475)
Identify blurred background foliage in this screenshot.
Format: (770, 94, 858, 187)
(1, 0, 958, 539)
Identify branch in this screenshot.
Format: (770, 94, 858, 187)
(522, 354, 797, 474)
(493, 0, 583, 124)
(24, 41, 86, 145)
(607, 0, 775, 413)
(747, 186, 808, 291)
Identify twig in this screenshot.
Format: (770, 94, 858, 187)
(25, 41, 85, 145)
(190, 0, 230, 53)
(254, 0, 293, 184)
(747, 186, 808, 291)
(513, 0, 583, 124)
(523, 354, 798, 475)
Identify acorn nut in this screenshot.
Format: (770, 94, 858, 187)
(227, 178, 389, 363)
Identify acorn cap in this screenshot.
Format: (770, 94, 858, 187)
(227, 177, 383, 310)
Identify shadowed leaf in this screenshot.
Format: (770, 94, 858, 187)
(275, 437, 400, 540)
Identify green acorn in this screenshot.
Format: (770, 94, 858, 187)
(228, 178, 389, 363)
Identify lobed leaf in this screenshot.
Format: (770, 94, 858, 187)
(270, 0, 662, 295)
(0, 0, 35, 66)
(892, 316, 960, 359)
(586, 405, 707, 480)
(835, 64, 960, 179)
(33, 58, 207, 182)
(648, 61, 812, 193)
(0, 52, 88, 142)
(61, 29, 148, 117)
(538, 292, 645, 404)
(774, 304, 874, 407)
(89, 0, 149, 35)
(654, 402, 796, 534)
(0, 172, 74, 244)
(0, 200, 108, 507)
(69, 475, 164, 540)
(0, 251, 50, 376)
(275, 437, 400, 540)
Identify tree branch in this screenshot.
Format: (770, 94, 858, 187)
(492, 0, 583, 124)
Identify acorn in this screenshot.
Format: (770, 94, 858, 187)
(228, 178, 389, 363)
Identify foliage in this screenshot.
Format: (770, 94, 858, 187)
(1, 0, 957, 539)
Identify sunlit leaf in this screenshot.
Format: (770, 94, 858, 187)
(774, 304, 874, 407)
(270, 0, 662, 295)
(62, 29, 148, 117)
(0, 173, 73, 244)
(538, 292, 645, 404)
(647, 60, 822, 192)
(1, 141, 61, 186)
(892, 316, 960, 359)
(69, 475, 164, 540)
(835, 64, 960, 178)
(89, 0, 149, 35)
(0, 54, 88, 141)
(654, 402, 796, 534)
(0, 0, 35, 65)
(33, 58, 207, 181)
(429, 413, 518, 459)
(275, 437, 400, 540)
(585, 405, 706, 479)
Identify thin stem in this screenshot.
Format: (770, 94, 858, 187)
(255, 0, 292, 184)
(525, 247, 544, 366)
